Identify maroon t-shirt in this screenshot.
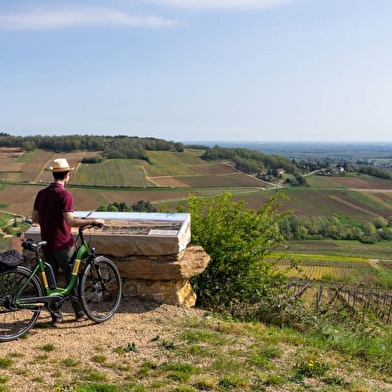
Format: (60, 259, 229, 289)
(33, 183, 74, 251)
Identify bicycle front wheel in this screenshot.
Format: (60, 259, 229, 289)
(79, 256, 122, 323)
(0, 267, 43, 342)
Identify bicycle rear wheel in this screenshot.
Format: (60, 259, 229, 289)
(79, 256, 122, 323)
(0, 267, 43, 342)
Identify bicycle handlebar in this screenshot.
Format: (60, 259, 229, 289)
(79, 221, 104, 231)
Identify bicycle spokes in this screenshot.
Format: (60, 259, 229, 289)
(79, 257, 122, 323)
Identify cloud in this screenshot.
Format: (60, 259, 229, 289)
(143, 0, 294, 10)
(0, 6, 183, 31)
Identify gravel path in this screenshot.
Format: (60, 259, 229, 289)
(1, 298, 205, 391)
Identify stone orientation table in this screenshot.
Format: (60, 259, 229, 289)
(24, 212, 210, 307)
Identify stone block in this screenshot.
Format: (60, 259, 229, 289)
(113, 245, 210, 281)
(122, 278, 197, 307)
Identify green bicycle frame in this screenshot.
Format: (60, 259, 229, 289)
(14, 238, 91, 307)
(41, 239, 90, 296)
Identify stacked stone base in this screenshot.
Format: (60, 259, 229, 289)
(122, 279, 196, 307)
(108, 245, 210, 308)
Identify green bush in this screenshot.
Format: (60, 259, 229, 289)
(188, 192, 305, 325)
(4, 225, 14, 235)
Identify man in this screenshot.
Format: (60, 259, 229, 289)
(32, 158, 104, 327)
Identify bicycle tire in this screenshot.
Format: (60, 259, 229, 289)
(0, 266, 43, 342)
(78, 256, 122, 323)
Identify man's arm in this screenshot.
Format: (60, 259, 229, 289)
(32, 209, 39, 224)
(63, 212, 104, 228)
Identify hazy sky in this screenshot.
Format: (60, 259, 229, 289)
(1, 0, 391, 143)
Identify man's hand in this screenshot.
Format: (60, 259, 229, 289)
(93, 219, 104, 228)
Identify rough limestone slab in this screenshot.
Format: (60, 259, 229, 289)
(25, 211, 191, 256)
(122, 278, 197, 307)
(113, 245, 210, 281)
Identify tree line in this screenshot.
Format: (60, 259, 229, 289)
(201, 145, 298, 175)
(279, 214, 392, 244)
(0, 133, 184, 162)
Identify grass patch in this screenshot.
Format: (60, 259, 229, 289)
(0, 358, 13, 369)
(114, 342, 138, 354)
(73, 384, 119, 392)
(137, 361, 158, 378)
(62, 358, 79, 367)
(249, 346, 282, 369)
(31, 376, 44, 383)
(82, 369, 108, 383)
(40, 343, 56, 352)
(161, 362, 198, 382)
(91, 355, 107, 364)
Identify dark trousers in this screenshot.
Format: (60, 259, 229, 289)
(43, 247, 85, 319)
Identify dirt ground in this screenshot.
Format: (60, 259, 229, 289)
(0, 298, 206, 392)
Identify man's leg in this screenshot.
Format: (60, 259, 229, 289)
(49, 248, 87, 322)
(42, 250, 63, 326)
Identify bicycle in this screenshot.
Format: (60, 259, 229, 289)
(0, 223, 122, 342)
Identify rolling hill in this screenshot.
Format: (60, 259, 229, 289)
(1, 147, 392, 226)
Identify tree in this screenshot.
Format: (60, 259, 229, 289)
(131, 200, 157, 212)
(358, 166, 392, 180)
(288, 215, 300, 234)
(374, 217, 388, 229)
(295, 175, 308, 187)
(362, 222, 377, 237)
(325, 224, 339, 238)
(188, 192, 299, 324)
(22, 140, 36, 151)
(278, 216, 293, 238)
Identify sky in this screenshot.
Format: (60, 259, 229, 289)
(1, 0, 392, 143)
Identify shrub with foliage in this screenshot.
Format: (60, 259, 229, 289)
(82, 156, 105, 164)
(188, 192, 305, 325)
(97, 200, 156, 213)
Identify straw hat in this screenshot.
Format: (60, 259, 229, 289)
(50, 158, 75, 172)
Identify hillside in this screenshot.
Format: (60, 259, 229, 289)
(1, 147, 392, 224)
(0, 147, 271, 217)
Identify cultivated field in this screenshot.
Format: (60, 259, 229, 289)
(72, 159, 155, 187)
(286, 240, 392, 260)
(0, 148, 271, 216)
(277, 240, 392, 285)
(279, 257, 391, 285)
(235, 188, 392, 223)
(306, 174, 392, 190)
(1, 147, 392, 225)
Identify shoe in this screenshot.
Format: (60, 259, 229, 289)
(52, 318, 62, 328)
(75, 316, 88, 323)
